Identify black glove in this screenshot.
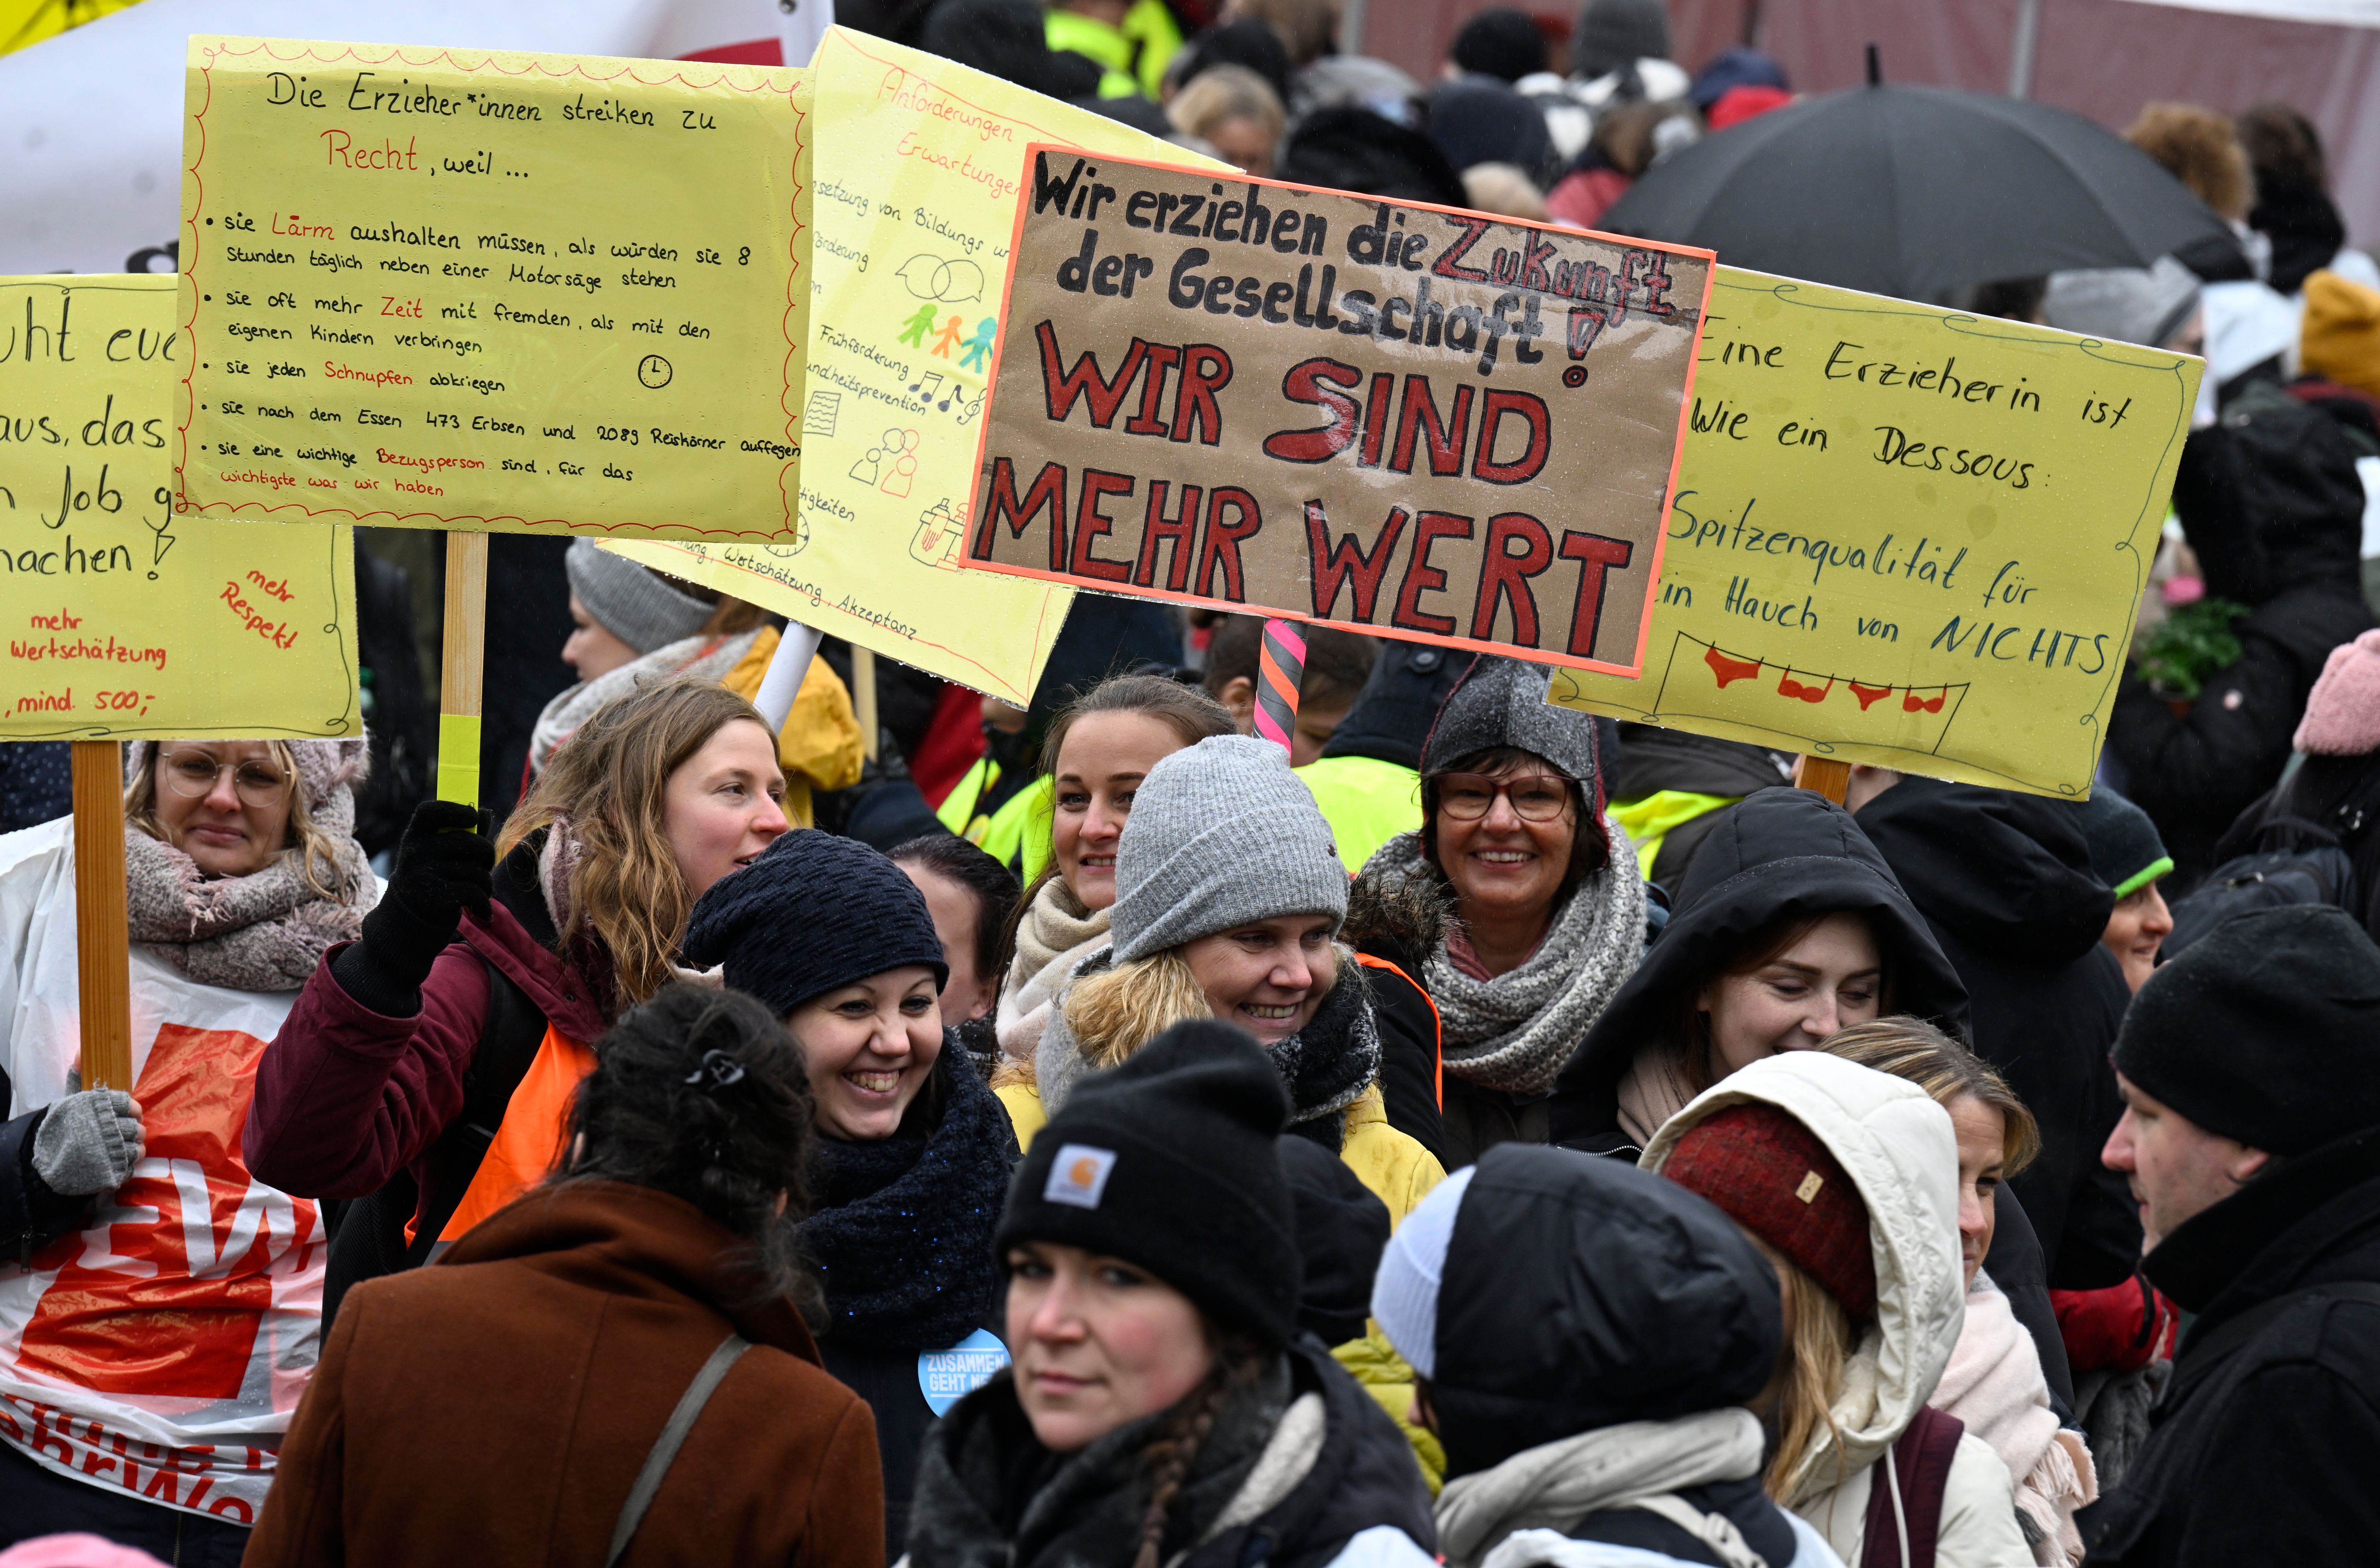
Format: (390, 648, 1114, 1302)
(338, 799, 494, 1012)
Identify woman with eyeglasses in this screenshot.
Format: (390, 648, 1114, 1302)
(0, 737, 374, 1561)
(1348, 657, 1647, 1169)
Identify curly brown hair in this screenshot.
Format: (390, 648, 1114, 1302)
(2126, 102, 2253, 221)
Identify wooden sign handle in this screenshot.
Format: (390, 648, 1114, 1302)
(1793, 755, 1851, 803)
(852, 646, 879, 763)
(438, 532, 489, 807)
(71, 741, 133, 1092)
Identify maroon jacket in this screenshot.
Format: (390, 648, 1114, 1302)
(243, 1180, 885, 1568)
(245, 839, 609, 1200)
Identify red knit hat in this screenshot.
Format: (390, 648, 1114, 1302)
(1662, 1103, 1876, 1320)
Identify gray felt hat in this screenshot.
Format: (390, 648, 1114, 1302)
(1109, 734, 1350, 965)
(564, 539, 715, 655)
(1421, 655, 1601, 786)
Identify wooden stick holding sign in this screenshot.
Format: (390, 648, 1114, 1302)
(1793, 755, 1852, 805)
(853, 648, 880, 763)
(71, 744, 134, 1092)
(438, 534, 490, 808)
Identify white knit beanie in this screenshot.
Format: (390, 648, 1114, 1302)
(1369, 1163, 1476, 1381)
(1108, 734, 1350, 965)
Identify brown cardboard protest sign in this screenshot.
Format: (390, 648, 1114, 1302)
(958, 149, 1714, 676)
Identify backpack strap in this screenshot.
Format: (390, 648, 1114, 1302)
(607, 1334, 752, 1568)
(403, 953, 551, 1266)
(1860, 1406, 1965, 1568)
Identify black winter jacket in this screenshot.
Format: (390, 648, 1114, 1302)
(1548, 790, 1969, 1153)
(1610, 723, 1794, 895)
(2108, 382, 2376, 891)
(2212, 746, 2380, 945)
(1856, 776, 2142, 1289)
(2081, 1126, 2380, 1566)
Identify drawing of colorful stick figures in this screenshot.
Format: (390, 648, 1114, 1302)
(895, 303, 938, 348)
(958, 316, 998, 374)
(878, 427, 921, 498)
(929, 315, 964, 359)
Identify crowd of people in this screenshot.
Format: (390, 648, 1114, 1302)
(4, 2, 2380, 1566)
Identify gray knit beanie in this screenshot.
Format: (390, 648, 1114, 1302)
(1573, 0, 1670, 80)
(1109, 734, 1349, 964)
(2042, 256, 2203, 350)
(565, 540, 715, 654)
(1421, 655, 1601, 785)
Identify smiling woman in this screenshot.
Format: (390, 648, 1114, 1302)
(684, 829, 1020, 1559)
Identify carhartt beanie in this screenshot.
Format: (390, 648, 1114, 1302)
(999, 1022, 1302, 1347)
(1572, 0, 1670, 79)
(1108, 735, 1349, 964)
(683, 830, 947, 1014)
(1662, 1103, 1877, 1319)
(565, 539, 715, 655)
(1368, 1163, 1478, 1380)
(2114, 905, 2380, 1155)
(2073, 788, 2173, 899)
(1421, 655, 1603, 792)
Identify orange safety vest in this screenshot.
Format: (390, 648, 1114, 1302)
(405, 1023, 597, 1263)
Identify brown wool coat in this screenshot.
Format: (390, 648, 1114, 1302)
(243, 1181, 884, 1568)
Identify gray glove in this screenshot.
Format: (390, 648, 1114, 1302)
(31, 1090, 143, 1197)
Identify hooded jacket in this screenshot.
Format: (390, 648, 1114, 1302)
(2080, 1127, 2380, 1566)
(242, 1181, 883, 1568)
(908, 1336, 1437, 1568)
(1547, 790, 1969, 1155)
(1855, 778, 2142, 1289)
(1642, 1054, 2029, 1568)
(2108, 380, 2376, 888)
(1607, 724, 1794, 891)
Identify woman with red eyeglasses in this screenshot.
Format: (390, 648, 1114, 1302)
(1348, 656, 1647, 1169)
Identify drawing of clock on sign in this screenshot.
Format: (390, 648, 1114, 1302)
(637, 355, 673, 389)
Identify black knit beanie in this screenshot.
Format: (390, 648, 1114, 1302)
(2114, 905, 2380, 1155)
(1280, 1137, 1392, 1347)
(682, 829, 947, 1015)
(997, 1022, 1302, 1349)
(2072, 788, 2173, 898)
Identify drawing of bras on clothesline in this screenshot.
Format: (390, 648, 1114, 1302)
(1661, 634, 1970, 755)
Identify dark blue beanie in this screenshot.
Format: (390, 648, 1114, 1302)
(683, 830, 947, 1016)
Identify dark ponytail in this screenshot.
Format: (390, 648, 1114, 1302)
(1130, 1332, 1270, 1568)
(561, 982, 822, 1317)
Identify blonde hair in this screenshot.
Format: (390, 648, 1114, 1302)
(1059, 943, 1346, 1067)
(1820, 1016, 2040, 1176)
(125, 741, 351, 899)
(501, 680, 775, 1013)
(2127, 102, 2255, 221)
(1461, 163, 1548, 221)
(1168, 64, 1285, 147)
(1764, 1248, 1857, 1501)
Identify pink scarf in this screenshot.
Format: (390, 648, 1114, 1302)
(1933, 1276, 2098, 1565)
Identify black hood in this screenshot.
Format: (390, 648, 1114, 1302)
(1318, 640, 1464, 772)
(1546, 790, 1969, 1143)
(1432, 1145, 1781, 1479)
(1279, 1137, 1392, 1347)
(1613, 722, 1793, 800)
(2173, 381, 2368, 608)
(1856, 775, 2115, 966)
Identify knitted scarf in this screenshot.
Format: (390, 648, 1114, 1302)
(994, 876, 1109, 1063)
(799, 1043, 1019, 1351)
(1934, 1276, 2097, 1565)
(527, 627, 759, 776)
(1362, 823, 1644, 1095)
(123, 743, 376, 993)
(1036, 950, 1381, 1150)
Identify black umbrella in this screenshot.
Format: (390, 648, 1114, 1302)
(1598, 66, 2230, 304)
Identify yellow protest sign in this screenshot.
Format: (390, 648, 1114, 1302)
(3, 275, 357, 740)
(1550, 267, 2201, 798)
(174, 36, 805, 540)
(765, 26, 1229, 703)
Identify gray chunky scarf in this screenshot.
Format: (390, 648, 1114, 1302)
(1361, 822, 1643, 1095)
(123, 753, 376, 993)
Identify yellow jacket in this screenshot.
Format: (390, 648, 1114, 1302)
(720, 626, 864, 828)
(997, 1078, 1442, 1229)
(1334, 1328, 1446, 1494)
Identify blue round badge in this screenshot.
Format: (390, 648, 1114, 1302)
(918, 1328, 1010, 1417)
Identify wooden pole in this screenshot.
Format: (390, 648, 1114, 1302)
(1794, 754, 1852, 804)
(71, 742, 133, 1091)
(438, 532, 489, 807)
(852, 646, 879, 763)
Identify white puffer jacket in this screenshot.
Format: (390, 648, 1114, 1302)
(1642, 1053, 2031, 1568)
